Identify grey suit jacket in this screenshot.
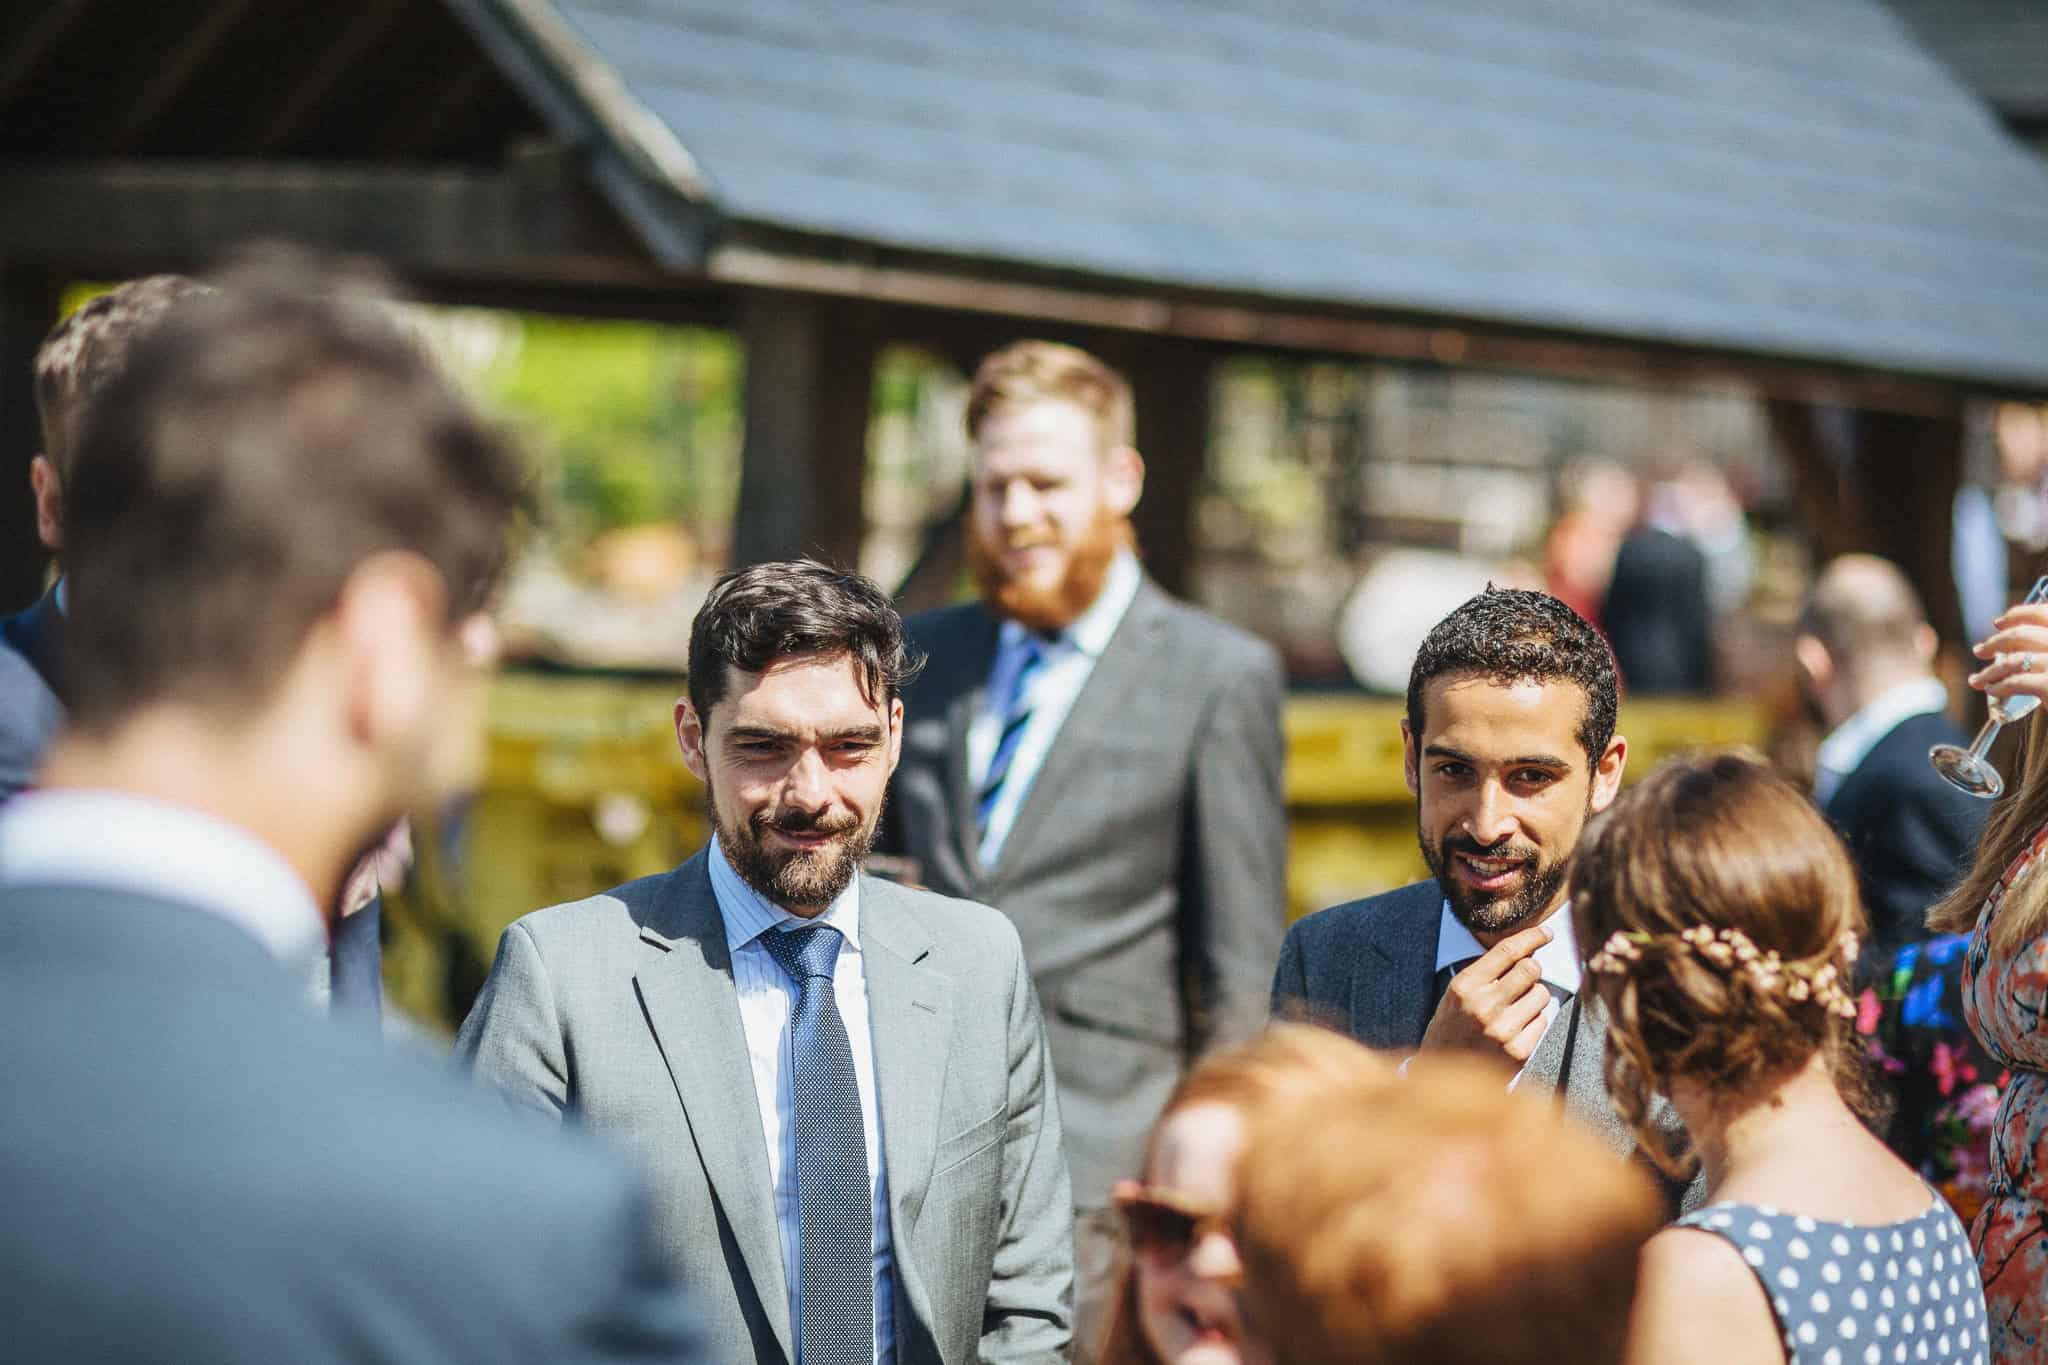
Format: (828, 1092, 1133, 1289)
(0, 882, 704, 1364)
(1272, 881, 1702, 1213)
(881, 579, 1287, 1207)
(456, 852, 1075, 1365)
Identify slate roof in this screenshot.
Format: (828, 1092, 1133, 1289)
(473, 0, 2048, 390)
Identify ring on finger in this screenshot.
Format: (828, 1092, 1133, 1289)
(2027, 653, 2039, 674)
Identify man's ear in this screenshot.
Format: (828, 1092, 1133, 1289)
(675, 698, 710, 783)
(335, 552, 448, 750)
(1590, 735, 1628, 813)
(1104, 445, 1145, 517)
(1401, 717, 1420, 797)
(886, 695, 904, 773)
(29, 455, 61, 552)
(1793, 634, 1834, 697)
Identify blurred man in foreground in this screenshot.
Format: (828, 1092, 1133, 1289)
(1232, 1053, 1662, 1365)
(881, 340, 1286, 1350)
(460, 560, 1074, 1364)
(3, 272, 387, 1012)
(0, 253, 702, 1363)
(1796, 554, 1985, 980)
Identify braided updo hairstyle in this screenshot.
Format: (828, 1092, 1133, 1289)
(1570, 753, 1873, 1177)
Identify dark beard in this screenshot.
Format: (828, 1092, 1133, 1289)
(714, 795, 876, 911)
(1420, 827, 1573, 938)
(967, 510, 1132, 633)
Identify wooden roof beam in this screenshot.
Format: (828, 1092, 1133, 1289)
(0, 152, 688, 281)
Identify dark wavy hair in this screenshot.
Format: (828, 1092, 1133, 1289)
(1405, 587, 1618, 759)
(686, 559, 922, 721)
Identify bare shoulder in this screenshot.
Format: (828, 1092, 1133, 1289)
(1625, 1225, 1779, 1365)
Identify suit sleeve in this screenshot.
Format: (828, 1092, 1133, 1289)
(1270, 920, 1309, 1019)
(1182, 642, 1289, 1050)
(980, 942, 1076, 1361)
(454, 921, 572, 1121)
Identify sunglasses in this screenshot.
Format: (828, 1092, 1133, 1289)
(1112, 1181, 1234, 1264)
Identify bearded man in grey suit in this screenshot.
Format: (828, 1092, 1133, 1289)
(460, 560, 1074, 1365)
(1273, 587, 1697, 1210)
(878, 341, 1286, 1351)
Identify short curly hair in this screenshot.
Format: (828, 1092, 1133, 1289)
(1405, 587, 1618, 760)
(1570, 753, 1874, 1177)
(686, 559, 922, 723)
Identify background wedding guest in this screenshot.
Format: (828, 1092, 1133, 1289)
(1577, 754, 1987, 1365)
(1230, 1051, 1661, 1365)
(1928, 586, 2048, 1360)
(1096, 1025, 1389, 1365)
(883, 339, 1287, 1354)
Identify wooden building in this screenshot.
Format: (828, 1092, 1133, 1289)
(8, 0, 2048, 647)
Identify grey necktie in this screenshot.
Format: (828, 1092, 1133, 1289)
(761, 925, 872, 1365)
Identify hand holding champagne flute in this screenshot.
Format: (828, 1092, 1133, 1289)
(1933, 574, 2048, 797)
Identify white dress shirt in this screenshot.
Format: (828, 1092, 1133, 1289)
(968, 549, 1142, 866)
(1435, 900, 1582, 1091)
(706, 834, 896, 1364)
(1811, 676, 1951, 807)
(0, 788, 325, 979)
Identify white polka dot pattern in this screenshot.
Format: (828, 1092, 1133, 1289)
(1677, 1197, 1987, 1364)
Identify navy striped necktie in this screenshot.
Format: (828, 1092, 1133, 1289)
(760, 924, 871, 1365)
(977, 634, 1051, 828)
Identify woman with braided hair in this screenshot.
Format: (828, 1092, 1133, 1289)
(1574, 753, 1987, 1364)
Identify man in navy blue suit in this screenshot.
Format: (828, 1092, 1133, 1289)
(0, 251, 703, 1363)
(1796, 555, 1987, 984)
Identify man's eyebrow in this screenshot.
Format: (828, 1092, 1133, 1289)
(820, 724, 886, 743)
(1420, 742, 1572, 768)
(725, 723, 886, 743)
(725, 724, 796, 742)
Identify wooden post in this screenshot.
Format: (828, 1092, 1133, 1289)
(1123, 339, 1212, 598)
(732, 290, 878, 571)
(0, 265, 61, 613)
(1766, 396, 1966, 648)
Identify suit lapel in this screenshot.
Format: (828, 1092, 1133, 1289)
(942, 612, 1001, 882)
(858, 876, 954, 1234)
(992, 579, 1166, 879)
(632, 855, 794, 1363)
(1349, 887, 1441, 1050)
(1522, 992, 1577, 1096)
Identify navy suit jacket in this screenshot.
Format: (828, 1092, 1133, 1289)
(1274, 881, 1701, 1214)
(1823, 709, 1987, 982)
(0, 590, 63, 802)
(0, 882, 704, 1364)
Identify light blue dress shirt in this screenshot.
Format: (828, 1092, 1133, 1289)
(967, 550, 1142, 866)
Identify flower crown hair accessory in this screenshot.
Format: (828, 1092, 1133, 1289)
(1588, 925, 1859, 1020)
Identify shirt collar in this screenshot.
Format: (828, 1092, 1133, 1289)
(0, 788, 325, 976)
(1436, 898, 1583, 996)
(1814, 677, 1951, 783)
(706, 832, 861, 953)
(996, 549, 1142, 660)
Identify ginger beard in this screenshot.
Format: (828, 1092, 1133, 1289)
(710, 775, 878, 910)
(967, 504, 1132, 634)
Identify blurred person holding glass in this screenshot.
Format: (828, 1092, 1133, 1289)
(1927, 574, 2048, 1359)
(1577, 754, 1986, 1365)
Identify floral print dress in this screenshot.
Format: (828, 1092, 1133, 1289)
(1962, 819, 2048, 1361)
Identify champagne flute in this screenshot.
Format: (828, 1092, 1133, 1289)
(1930, 574, 2048, 798)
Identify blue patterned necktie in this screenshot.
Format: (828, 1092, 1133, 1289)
(977, 634, 1050, 829)
(760, 924, 872, 1365)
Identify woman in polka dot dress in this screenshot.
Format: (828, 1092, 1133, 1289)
(1928, 590, 2048, 1361)
(1574, 755, 1989, 1364)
